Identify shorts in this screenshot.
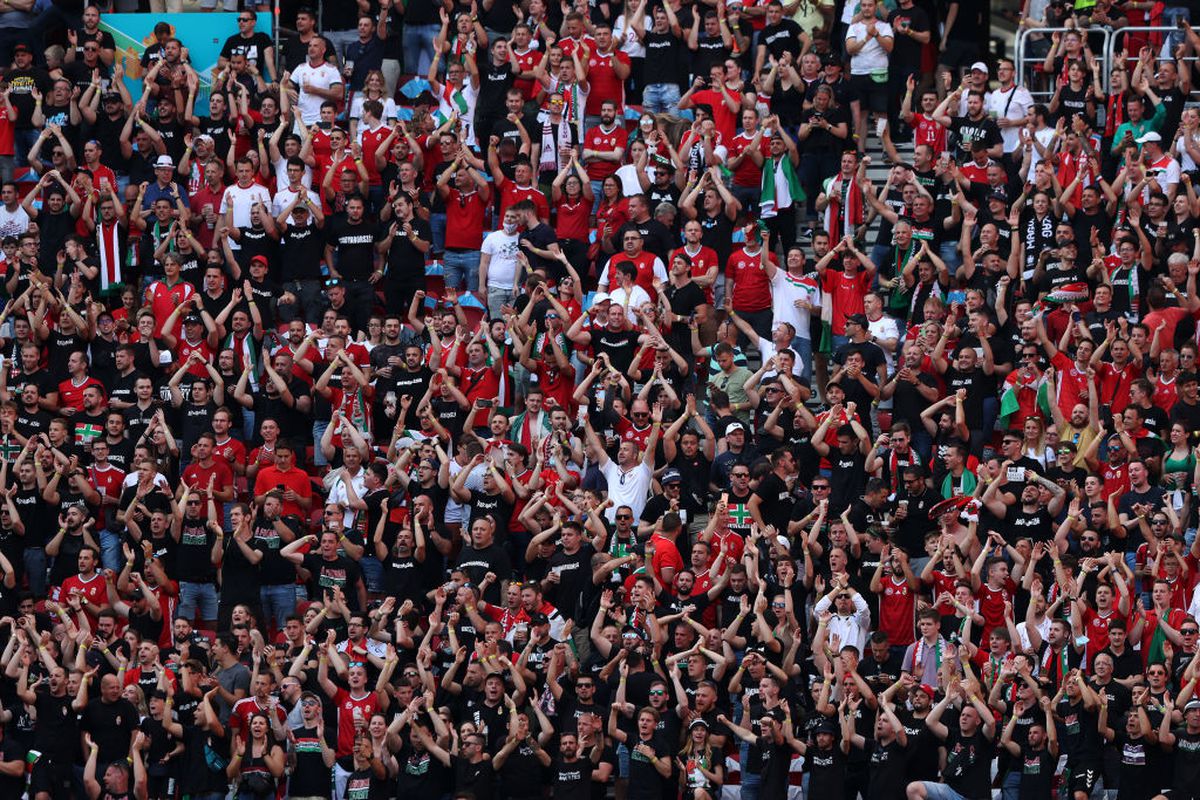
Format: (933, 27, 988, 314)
(31, 757, 73, 799)
(850, 74, 889, 113)
(1070, 766, 1101, 795)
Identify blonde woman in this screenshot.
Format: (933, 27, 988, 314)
(349, 70, 398, 141)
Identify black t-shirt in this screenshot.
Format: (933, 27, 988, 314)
(950, 114, 1002, 157)
(81, 697, 139, 765)
(626, 736, 668, 800)
(942, 728, 996, 798)
(1017, 744, 1056, 800)
(301, 552, 363, 609)
(476, 62, 516, 117)
(800, 105, 851, 157)
(643, 30, 686, 90)
(326, 217, 377, 280)
(279, 222, 326, 282)
(552, 755, 594, 800)
(592, 329, 641, 374)
(457, 543, 512, 604)
(220, 32, 274, 74)
(451, 754, 496, 800)
(6, 67, 52, 127)
(382, 217, 433, 285)
(887, 6, 930, 67)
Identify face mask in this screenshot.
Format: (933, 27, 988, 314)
(503, 223, 518, 234)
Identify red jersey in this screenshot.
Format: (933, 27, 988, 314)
(976, 578, 1017, 639)
(56, 376, 104, 411)
(687, 88, 740, 142)
(461, 365, 500, 428)
(176, 337, 214, 379)
(145, 278, 196, 338)
(729, 132, 768, 189)
(555, 197, 591, 242)
(1101, 461, 1130, 501)
(1154, 373, 1180, 413)
(727, 247, 775, 312)
(1094, 361, 1141, 414)
(229, 696, 288, 734)
(877, 574, 917, 646)
(1082, 607, 1124, 662)
(596, 198, 630, 241)
(58, 573, 106, 620)
(911, 113, 947, 153)
(583, 124, 628, 181)
(182, 460, 235, 526)
(614, 417, 653, 450)
(87, 463, 125, 528)
(444, 189, 487, 250)
(584, 50, 630, 114)
(496, 176, 550, 220)
(1050, 352, 1091, 419)
(333, 688, 380, 757)
(821, 267, 872, 335)
(602, 250, 663, 295)
(557, 35, 597, 60)
(213, 436, 246, 471)
(513, 48, 541, 99)
(359, 124, 391, 186)
(672, 244, 719, 304)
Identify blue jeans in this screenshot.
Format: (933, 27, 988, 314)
(359, 556, 383, 594)
(260, 584, 297, 632)
(24, 547, 45, 597)
(430, 212, 447, 256)
(178, 581, 219, 622)
(98, 530, 121, 574)
(642, 83, 681, 116)
(1002, 769, 1021, 800)
(312, 420, 329, 467)
(280, 278, 324, 324)
(739, 740, 762, 800)
(14, 128, 38, 169)
(792, 336, 814, 384)
(404, 23, 441, 74)
(322, 29, 359, 64)
(443, 250, 481, 293)
(919, 782, 970, 800)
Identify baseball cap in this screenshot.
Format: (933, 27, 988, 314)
(661, 469, 681, 485)
(821, 53, 842, 68)
(154, 154, 175, 169)
(183, 313, 202, 325)
(101, 91, 121, 103)
(970, 61, 989, 74)
(1187, 699, 1200, 712)
(689, 718, 710, 730)
(250, 255, 269, 266)
(919, 684, 937, 699)
(591, 292, 611, 305)
(12, 44, 30, 55)
(1136, 131, 1163, 144)
(725, 422, 746, 435)
(527, 612, 549, 626)
(988, 188, 1008, 202)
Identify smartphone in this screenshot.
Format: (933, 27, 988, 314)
(477, 399, 494, 408)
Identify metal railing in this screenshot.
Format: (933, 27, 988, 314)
(1104, 25, 1200, 105)
(1014, 25, 1113, 105)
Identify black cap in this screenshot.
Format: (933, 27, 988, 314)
(183, 314, 202, 325)
(821, 53, 842, 68)
(528, 612, 549, 626)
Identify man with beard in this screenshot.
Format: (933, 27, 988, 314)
(980, 467, 1066, 543)
(373, 334, 429, 433)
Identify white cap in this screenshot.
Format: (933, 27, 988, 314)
(591, 292, 611, 305)
(154, 154, 175, 169)
(1136, 131, 1163, 144)
(970, 61, 989, 74)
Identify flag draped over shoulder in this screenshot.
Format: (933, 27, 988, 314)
(999, 370, 1054, 426)
(761, 155, 804, 219)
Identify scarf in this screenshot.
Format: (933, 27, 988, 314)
(823, 174, 863, 240)
(223, 331, 261, 392)
(540, 118, 574, 175)
(97, 220, 122, 292)
(761, 154, 804, 219)
(940, 468, 977, 500)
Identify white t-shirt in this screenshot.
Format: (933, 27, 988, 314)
(986, 85, 1035, 154)
(1175, 130, 1200, 171)
(291, 61, 343, 125)
(867, 314, 901, 371)
(0, 205, 30, 238)
(608, 284, 652, 324)
(615, 162, 655, 196)
(846, 20, 893, 75)
(480, 229, 521, 289)
(350, 95, 398, 123)
(612, 15, 647, 58)
(1027, 125, 1057, 175)
(599, 458, 652, 522)
(1147, 153, 1182, 196)
(220, 182, 273, 247)
(769, 269, 819, 341)
(272, 157, 313, 194)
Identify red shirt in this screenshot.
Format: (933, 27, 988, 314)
(228, 696, 287, 734)
(145, 278, 196, 338)
(976, 578, 1017, 639)
(189, 184, 226, 251)
(497, 176, 550, 221)
(602, 250, 662, 295)
(649, 532, 684, 593)
(1094, 361, 1141, 414)
(213, 436, 246, 470)
(687, 88, 740, 141)
(1101, 461, 1130, 501)
(58, 573, 106, 622)
(359, 124, 391, 186)
(584, 50, 631, 114)
(557, 35, 597, 60)
(1082, 607, 1124, 662)
(1050, 352, 1090, 419)
(461, 365, 500, 428)
(877, 574, 917, 646)
(583, 124, 628, 182)
(727, 247, 774, 312)
(821, 267, 872, 335)
(87, 463, 125, 528)
(911, 113, 947, 154)
(176, 338, 214, 379)
(513, 48, 541, 100)
(57, 376, 104, 411)
(254, 465, 313, 518)
(182, 459, 235, 526)
(1155, 373, 1180, 413)
(596, 198, 630, 242)
(729, 132, 768, 189)
(444, 189, 487, 250)
(614, 417, 653, 450)
(555, 197, 591, 242)
(332, 688, 380, 757)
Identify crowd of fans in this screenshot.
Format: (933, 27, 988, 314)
(13, 1, 1200, 800)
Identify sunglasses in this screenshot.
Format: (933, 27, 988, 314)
(616, 514, 633, 520)
(649, 690, 666, 696)
(1184, 629, 1200, 635)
